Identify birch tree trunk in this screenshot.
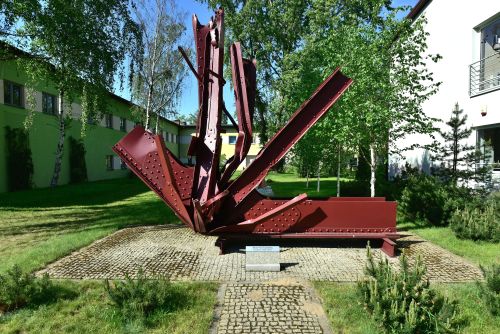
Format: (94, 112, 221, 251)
(370, 143, 376, 197)
(337, 146, 341, 197)
(316, 160, 321, 192)
(306, 169, 309, 188)
(154, 112, 160, 134)
(50, 91, 65, 187)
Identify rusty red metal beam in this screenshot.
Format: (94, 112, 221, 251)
(191, 10, 225, 205)
(113, 8, 399, 257)
(225, 69, 353, 208)
(219, 43, 256, 187)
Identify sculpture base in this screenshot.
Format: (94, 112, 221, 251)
(215, 233, 399, 257)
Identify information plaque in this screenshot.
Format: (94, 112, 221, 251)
(245, 246, 280, 272)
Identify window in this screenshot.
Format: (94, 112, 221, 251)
(471, 16, 500, 96)
(477, 126, 500, 170)
(229, 135, 237, 144)
(87, 115, 95, 125)
(173, 134, 177, 143)
(4, 81, 23, 107)
(42, 92, 56, 115)
(106, 155, 114, 171)
(105, 114, 113, 129)
(120, 159, 127, 170)
(120, 117, 126, 132)
(170, 133, 175, 143)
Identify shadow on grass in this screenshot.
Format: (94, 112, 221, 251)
(0, 178, 150, 208)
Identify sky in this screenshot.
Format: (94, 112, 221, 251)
(115, 0, 420, 118)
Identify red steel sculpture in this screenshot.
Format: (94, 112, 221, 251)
(113, 9, 399, 256)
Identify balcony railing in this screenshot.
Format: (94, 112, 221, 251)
(469, 53, 500, 97)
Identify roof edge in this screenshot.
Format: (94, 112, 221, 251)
(407, 0, 432, 21)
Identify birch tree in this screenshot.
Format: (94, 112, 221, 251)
(1, 0, 141, 187)
(131, 0, 188, 132)
(281, 0, 440, 196)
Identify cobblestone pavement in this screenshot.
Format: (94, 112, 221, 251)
(39, 225, 483, 282)
(212, 279, 332, 334)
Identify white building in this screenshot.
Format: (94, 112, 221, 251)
(391, 0, 500, 181)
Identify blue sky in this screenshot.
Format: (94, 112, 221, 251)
(116, 0, 419, 118)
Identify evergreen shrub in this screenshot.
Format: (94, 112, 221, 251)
(358, 246, 466, 333)
(5, 126, 33, 191)
(478, 264, 500, 316)
(399, 174, 451, 225)
(69, 136, 87, 183)
(0, 265, 54, 312)
(450, 196, 499, 242)
(104, 269, 184, 322)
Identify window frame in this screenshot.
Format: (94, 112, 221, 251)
(105, 114, 113, 129)
(3, 80, 24, 108)
(106, 155, 114, 171)
(120, 117, 127, 132)
(42, 92, 57, 115)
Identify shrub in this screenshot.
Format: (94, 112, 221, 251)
(0, 265, 54, 312)
(358, 246, 466, 333)
(399, 174, 451, 225)
(477, 264, 500, 316)
(104, 269, 182, 321)
(450, 197, 499, 242)
(69, 136, 87, 183)
(5, 126, 33, 191)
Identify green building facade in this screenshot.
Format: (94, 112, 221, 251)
(0, 57, 262, 193)
(0, 58, 180, 193)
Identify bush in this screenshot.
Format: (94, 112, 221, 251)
(5, 126, 33, 191)
(477, 264, 500, 316)
(450, 196, 499, 242)
(0, 265, 54, 312)
(105, 269, 183, 322)
(69, 136, 87, 183)
(358, 246, 466, 333)
(399, 174, 451, 225)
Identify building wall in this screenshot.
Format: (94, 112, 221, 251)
(0, 58, 264, 192)
(0, 60, 178, 192)
(178, 126, 262, 169)
(392, 1, 500, 175)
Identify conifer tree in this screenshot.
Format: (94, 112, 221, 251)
(433, 103, 485, 186)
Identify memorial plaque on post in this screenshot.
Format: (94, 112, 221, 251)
(245, 246, 280, 271)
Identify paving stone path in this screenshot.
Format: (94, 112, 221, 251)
(38, 225, 482, 283)
(38, 225, 484, 334)
(211, 279, 332, 334)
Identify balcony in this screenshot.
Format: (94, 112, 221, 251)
(469, 53, 500, 97)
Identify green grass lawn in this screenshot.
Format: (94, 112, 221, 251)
(1, 173, 498, 333)
(0, 177, 176, 274)
(0, 177, 217, 333)
(265, 171, 352, 198)
(398, 221, 499, 267)
(0, 280, 217, 334)
(315, 282, 500, 334)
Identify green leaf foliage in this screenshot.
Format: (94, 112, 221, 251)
(358, 246, 466, 333)
(104, 269, 187, 325)
(68, 136, 87, 183)
(5, 126, 33, 192)
(0, 265, 54, 312)
(478, 264, 500, 316)
(450, 194, 500, 242)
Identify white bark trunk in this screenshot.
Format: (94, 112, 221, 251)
(337, 146, 341, 197)
(306, 169, 309, 188)
(154, 112, 160, 134)
(370, 144, 376, 197)
(50, 91, 65, 187)
(316, 160, 321, 192)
